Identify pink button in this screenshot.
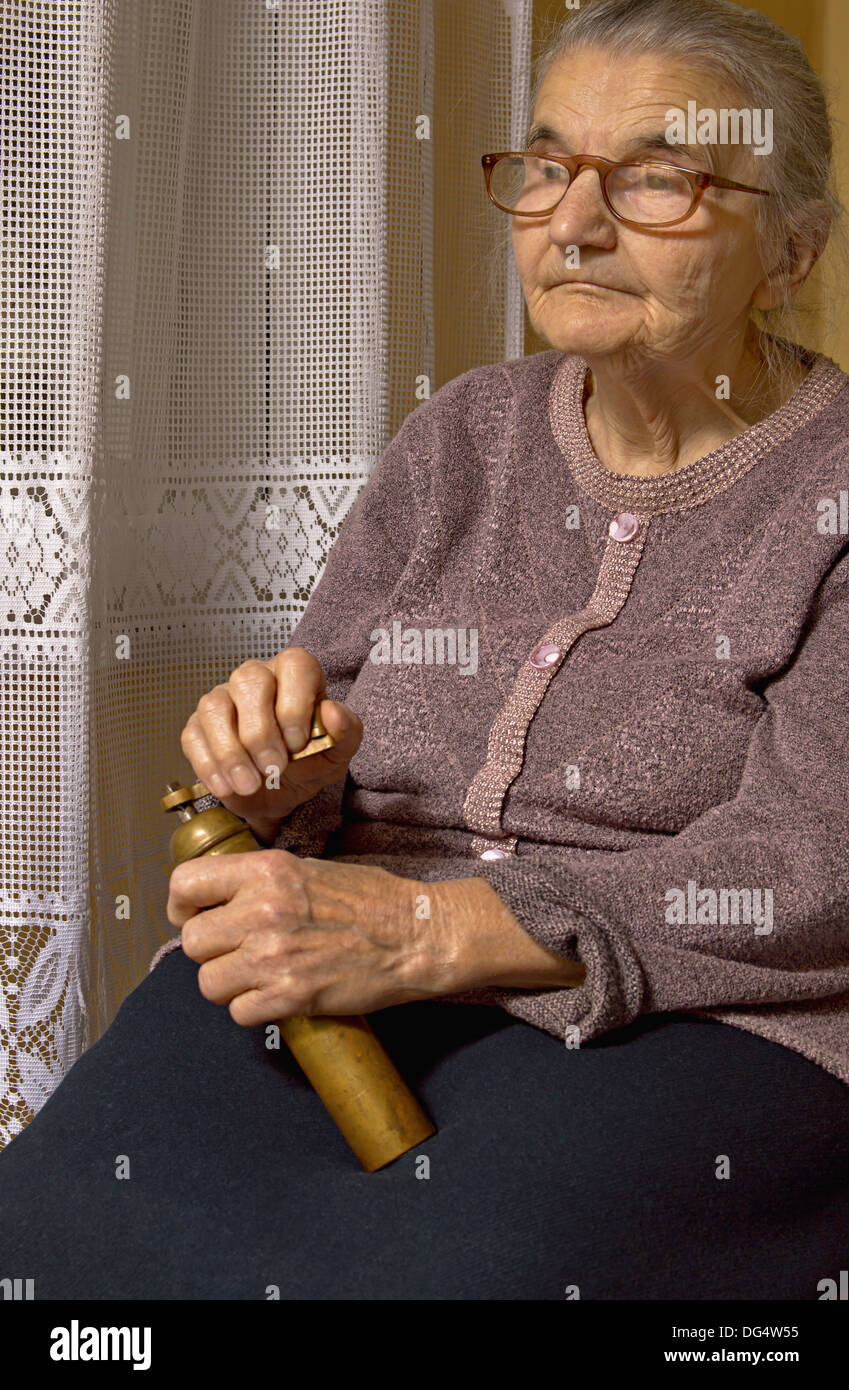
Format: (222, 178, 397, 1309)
(609, 512, 639, 542)
(480, 847, 509, 860)
(528, 642, 562, 669)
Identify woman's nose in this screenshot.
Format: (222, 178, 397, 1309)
(547, 168, 614, 243)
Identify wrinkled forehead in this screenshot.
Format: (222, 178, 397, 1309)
(532, 47, 761, 179)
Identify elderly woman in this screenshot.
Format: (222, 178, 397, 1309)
(2, 0, 849, 1301)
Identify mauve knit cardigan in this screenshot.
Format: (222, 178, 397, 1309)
(150, 340, 849, 1087)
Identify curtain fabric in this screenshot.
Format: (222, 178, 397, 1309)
(0, 0, 532, 1148)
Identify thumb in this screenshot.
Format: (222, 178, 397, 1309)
(308, 699, 362, 764)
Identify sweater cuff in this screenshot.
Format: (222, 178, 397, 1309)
(148, 935, 183, 973)
(439, 857, 646, 1045)
(272, 778, 347, 859)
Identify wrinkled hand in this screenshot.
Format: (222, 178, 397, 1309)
(166, 850, 454, 1026)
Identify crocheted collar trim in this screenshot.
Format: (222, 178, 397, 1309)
(548, 336, 847, 513)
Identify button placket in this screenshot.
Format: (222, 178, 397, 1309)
(466, 512, 651, 859)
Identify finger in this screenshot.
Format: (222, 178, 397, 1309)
(166, 851, 260, 928)
(298, 698, 362, 770)
(180, 716, 236, 799)
(228, 986, 292, 1028)
(196, 951, 262, 1006)
(316, 698, 361, 745)
(271, 647, 327, 753)
(181, 909, 248, 967)
(227, 660, 291, 780)
(194, 685, 263, 796)
(229, 984, 312, 1028)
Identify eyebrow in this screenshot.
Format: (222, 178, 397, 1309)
(523, 122, 710, 167)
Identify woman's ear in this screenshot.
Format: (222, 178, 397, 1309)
(752, 232, 821, 311)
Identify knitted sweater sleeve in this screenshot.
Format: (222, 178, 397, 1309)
(269, 401, 428, 858)
(464, 545, 849, 1045)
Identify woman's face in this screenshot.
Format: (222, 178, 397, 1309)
(512, 46, 777, 365)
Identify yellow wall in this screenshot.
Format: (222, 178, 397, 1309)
(528, 0, 848, 369)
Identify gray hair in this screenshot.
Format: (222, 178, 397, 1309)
(483, 0, 848, 402)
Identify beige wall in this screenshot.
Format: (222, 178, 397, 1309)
(527, 0, 848, 369)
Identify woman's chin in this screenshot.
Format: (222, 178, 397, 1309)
(537, 325, 636, 359)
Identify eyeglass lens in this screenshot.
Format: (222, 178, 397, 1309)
(490, 155, 695, 224)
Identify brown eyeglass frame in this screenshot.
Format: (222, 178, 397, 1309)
(481, 152, 772, 229)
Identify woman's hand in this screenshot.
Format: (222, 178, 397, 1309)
(166, 850, 454, 1025)
(166, 852, 586, 1028)
(180, 647, 363, 843)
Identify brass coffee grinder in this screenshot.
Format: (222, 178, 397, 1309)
(161, 708, 435, 1171)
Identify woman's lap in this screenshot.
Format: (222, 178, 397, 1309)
(1, 945, 847, 1300)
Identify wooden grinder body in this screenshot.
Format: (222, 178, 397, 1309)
(164, 789, 435, 1173)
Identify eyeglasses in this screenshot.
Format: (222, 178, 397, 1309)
(481, 151, 772, 229)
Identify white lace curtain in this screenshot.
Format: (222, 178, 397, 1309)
(0, 0, 532, 1147)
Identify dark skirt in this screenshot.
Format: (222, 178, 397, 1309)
(1, 944, 848, 1300)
